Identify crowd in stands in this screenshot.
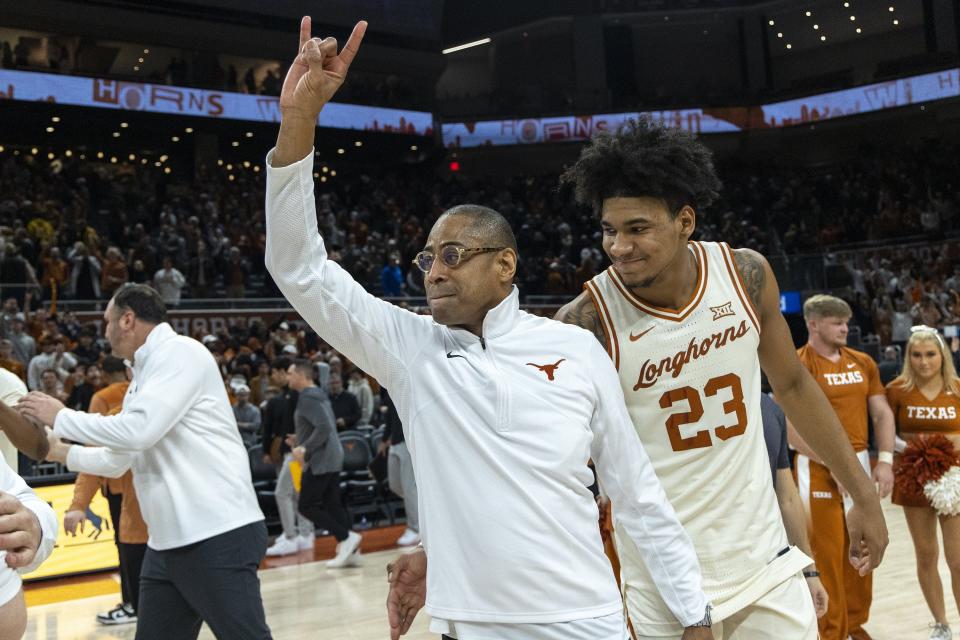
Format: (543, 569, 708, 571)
(0, 137, 958, 334)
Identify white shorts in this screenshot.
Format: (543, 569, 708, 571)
(635, 573, 817, 640)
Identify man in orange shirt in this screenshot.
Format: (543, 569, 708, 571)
(56, 355, 147, 626)
(792, 295, 896, 640)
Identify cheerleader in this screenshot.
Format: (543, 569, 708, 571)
(887, 326, 960, 640)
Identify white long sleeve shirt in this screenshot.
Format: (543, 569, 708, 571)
(265, 149, 707, 629)
(53, 323, 264, 550)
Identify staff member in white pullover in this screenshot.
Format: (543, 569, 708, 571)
(18, 283, 271, 640)
(265, 17, 711, 640)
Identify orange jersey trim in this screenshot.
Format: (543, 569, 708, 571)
(607, 241, 708, 323)
(719, 243, 761, 334)
(585, 281, 620, 371)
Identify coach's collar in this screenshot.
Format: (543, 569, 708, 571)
(129, 322, 177, 369)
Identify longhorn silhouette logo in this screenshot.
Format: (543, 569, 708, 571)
(526, 359, 566, 381)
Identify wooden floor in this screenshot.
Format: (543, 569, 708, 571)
(24, 499, 955, 639)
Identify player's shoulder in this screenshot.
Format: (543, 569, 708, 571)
(551, 290, 608, 348)
(723, 245, 770, 271)
(524, 306, 598, 343)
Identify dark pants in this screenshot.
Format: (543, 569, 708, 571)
(104, 489, 130, 603)
(120, 542, 147, 613)
(105, 488, 147, 611)
(134, 521, 272, 640)
(297, 471, 351, 542)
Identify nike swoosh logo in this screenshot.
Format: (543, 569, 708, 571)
(446, 352, 465, 360)
(629, 326, 655, 342)
(846, 363, 856, 369)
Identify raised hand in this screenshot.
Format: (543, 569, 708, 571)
(279, 16, 367, 120)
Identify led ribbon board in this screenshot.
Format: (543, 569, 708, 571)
(443, 67, 960, 147)
(0, 69, 434, 135)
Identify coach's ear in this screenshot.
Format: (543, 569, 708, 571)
(497, 249, 518, 283)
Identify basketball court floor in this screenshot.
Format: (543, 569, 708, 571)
(24, 500, 946, 639)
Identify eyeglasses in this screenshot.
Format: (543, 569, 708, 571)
(412, 246, 506, 274)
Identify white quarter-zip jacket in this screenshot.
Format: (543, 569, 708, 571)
(265, 149, 708, 629)
(54, 323, 264, 550)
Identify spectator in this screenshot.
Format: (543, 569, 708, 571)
(39, 367, 67, 402)
(66, 363, 101, 411)
(380, 254, 404, 298)
(248, 361, 271, 408)
(232, 384, 261, 448)
(378, 389, 419, 547)
(287, 359, 360, 568)
(891, 298, 912, 350)
(152, 258, 186, 307)
(878, 346, 900, 386)
(100, 247, 129, 299)
(0, 298, 17, 337)
(40, 247, 69, 300)
(129, 259, 150, 285)
(68, 242, 101, 300)
(188, 241, 215, 299)
(262, 357, 314, 557)
(346, 368, 374, 427)
(72, 330, 103, 366)
(224, 247, 250, 299)
(0, 245, 38, 309)
(328, 375, 360, 432)
(27, 337, 76, 391)
(5, 315, 35, 366)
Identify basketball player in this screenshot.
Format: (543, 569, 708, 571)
(270, 18, 712, 639)
(0, 373, 59, 638)
(886, 326, 960, 640)
(548, 120, 888, 639)
(793, 295, 895, 640)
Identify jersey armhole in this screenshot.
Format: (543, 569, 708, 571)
(719, 243, 762, 334)
(584, 282, 620, 371)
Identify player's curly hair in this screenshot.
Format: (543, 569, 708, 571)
(560, 118, 722, 216)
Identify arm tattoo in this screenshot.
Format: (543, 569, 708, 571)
(555, 294, 608, 349)
(732, 249, 766, 314)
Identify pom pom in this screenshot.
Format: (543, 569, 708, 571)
(895, 434, 960, 504)
(926, 467, 960, 517)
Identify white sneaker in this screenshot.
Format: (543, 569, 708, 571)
(930, 623, 953, 640)
(396, 528, 421, 547)
(297, 534, 315, 552)
(344, 548, 362, 567)
(96, 603, 137, 625)
(265, 535, 299, 557)
(327, 531, 362, 568)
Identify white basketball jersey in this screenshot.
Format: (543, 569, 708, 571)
(586, 241, 810, 633)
